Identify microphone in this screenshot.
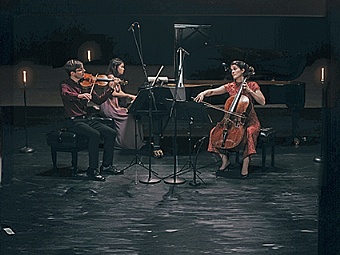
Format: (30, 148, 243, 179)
(222, 62, 229, 72)
(128, 22, 138, 31)
(177, 47, 190, 55)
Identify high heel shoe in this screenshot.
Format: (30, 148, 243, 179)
(218, 161, 231, 171)
(240, 173, 249, 179)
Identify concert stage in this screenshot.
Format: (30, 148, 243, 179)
(0, 110, 320, 254)
(0, 57, 324, 255)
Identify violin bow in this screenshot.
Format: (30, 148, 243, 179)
(88, 74, 98, 96)
(199, 100, 246, 119)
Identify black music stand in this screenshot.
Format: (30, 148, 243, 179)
(128, 86, 174, 184)
(121, 114, 149, 174)
(128, 88, 161, 184)
(163, 97, 186, 185)
(163, 100, 212, 186)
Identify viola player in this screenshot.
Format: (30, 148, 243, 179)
(60, 59, 124, 181)
(194, 60, 266, 178)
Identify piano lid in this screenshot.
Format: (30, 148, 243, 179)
(184, 45, 307, 82)
(251, 52, 307, 81)
(174, 24, 211, 29)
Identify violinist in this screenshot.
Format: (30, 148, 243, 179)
(60, 59, 124, 181)
(194, 60, 266, 178)
(99, 58, 144, 150)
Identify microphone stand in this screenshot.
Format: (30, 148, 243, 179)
(163, 48, 187, 185)
(129, 23, 148, 86)
(129, 22, 160, 184)
(20, 77, 34, 153)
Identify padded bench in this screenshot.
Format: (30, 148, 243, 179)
(193, 127, 276, 171)
(46, 129, 88, 176)
(45, 116, 114, 176)
(236, 127, 276, 170)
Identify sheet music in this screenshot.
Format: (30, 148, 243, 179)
(150, 65, 164, 87)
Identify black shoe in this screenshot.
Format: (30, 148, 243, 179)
(87, 170, 106, 182)
(240, 173, 249, 179)
(100, 165, 124, 175)
(218, 161, 231, 171)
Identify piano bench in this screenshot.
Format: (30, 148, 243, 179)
(46, 129, 88, 176)
(236, 127, 276, 170)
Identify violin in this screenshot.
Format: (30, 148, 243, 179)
(80, 73, 129, 96)
(80, 73, 128, 87)
(209, 76, 252, 152)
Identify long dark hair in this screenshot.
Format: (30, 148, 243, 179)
(106, 58, 124, 77)
(230, 60, 255, 78)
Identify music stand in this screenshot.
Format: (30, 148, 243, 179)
(123, 66, 165, 180)
(121, 114, 149, 173)
(163, 100, 212, 186)
(128, 88, 161, 184)
(162, 47, 189, 185)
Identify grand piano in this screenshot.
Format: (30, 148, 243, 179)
(181, 44, 306, 143)
(136, 48, 307, 143)
(184, 79, 305, 143)
(165, 24, 306, 142)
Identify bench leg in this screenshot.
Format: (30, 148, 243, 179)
(235, 151, 240, 164)
(71, 150, 78, 176)
(271, 145, 275, 167)
(261, 146, 267, 171)
(51, 147, 58, 175)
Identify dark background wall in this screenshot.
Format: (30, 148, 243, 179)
(0, 0, 330, 81)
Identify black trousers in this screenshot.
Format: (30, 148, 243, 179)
(65, 118, 116, 170)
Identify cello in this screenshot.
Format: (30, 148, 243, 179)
(209, 76, 253, 152)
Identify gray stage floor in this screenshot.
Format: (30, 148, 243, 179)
(0, 121, 320, 254)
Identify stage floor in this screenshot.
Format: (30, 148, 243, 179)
(0, 121, 320, 254)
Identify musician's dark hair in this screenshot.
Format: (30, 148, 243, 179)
(106, 58, 124, 77)
(230, 60, 255, 77)
(64, 59, 83, 75)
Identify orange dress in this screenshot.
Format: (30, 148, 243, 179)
(207, 81, 261, 159)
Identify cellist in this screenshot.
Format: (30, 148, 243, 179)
(194, 60, 266, 178)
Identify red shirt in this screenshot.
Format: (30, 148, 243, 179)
(60, 78, 114, 118)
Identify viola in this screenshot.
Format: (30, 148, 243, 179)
(209, 77, 252, 152)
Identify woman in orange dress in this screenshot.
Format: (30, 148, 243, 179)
(194, 60, 266, 178)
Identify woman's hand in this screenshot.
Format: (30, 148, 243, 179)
(194, 92, 205, 103)
(108, 77, 121, 91)
(242, 82, 252, 93)
(129, 95, 137, 101)
(114, 83, 122, 92)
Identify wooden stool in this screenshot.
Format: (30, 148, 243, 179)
(46, 129, 88, 176)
